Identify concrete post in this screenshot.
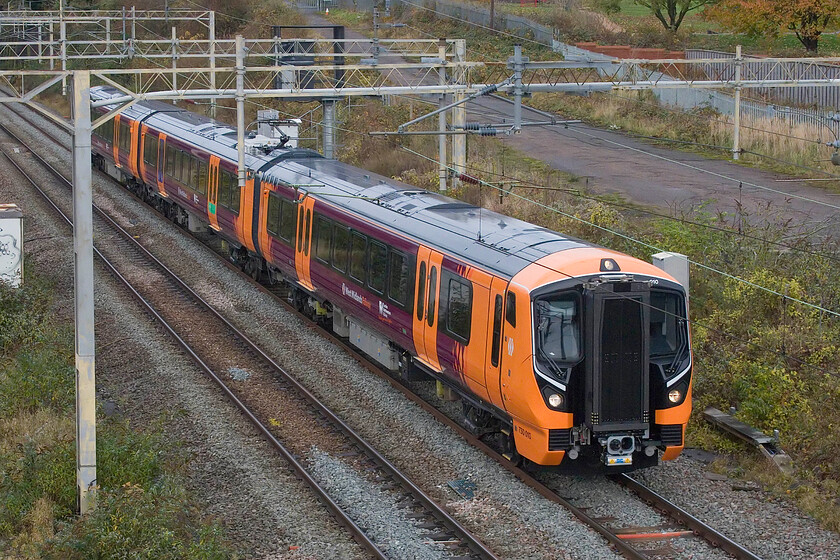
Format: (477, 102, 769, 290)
(60, 0, 67, 95)
(236, 35, 246, 188)
(171, 26, 178, 105)
(438, 39, 447, 192)
(71, 70, 97, 515)
(209, 11, 216, 119)
(733, 45, 741, 161)
(49, 22, 54, 70)
(322, 98, 337, 159)
(129, 6, 136, 59)
(451, 40, 467, 189)
(513, 44, 523, 132)
(105, 17, 110, 56)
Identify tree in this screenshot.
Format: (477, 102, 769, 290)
(635, 0, 716, 32)
(709, 0, 840, 53)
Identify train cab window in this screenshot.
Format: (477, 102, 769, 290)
(490, 295, 503, 367)
(368, 241, 387, 295)
(650, 291, 684, 357)
(416, 262, 426, 321)
(196, 160, 208, 196)
(388, 250, 410, 307)
(349, 232, 367, 283)
(279, 198, 296, 243)
(143, 134, 157, 166)
(314, 215, 332, 264)
(303, 210, 311, 256)
(266, 192, 280, 237)
(427, 267, 438, 327)
(332, 224, 350, 273)
(534, 293, 581, 366)
(505, 291, 516, 327)
(165, 145, 176, 178)
(446, 278, 472, 342)
(118, 121, 131, 153)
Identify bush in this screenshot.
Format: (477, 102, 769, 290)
(43, 481, 231, 560)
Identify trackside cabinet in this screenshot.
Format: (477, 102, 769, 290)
(0, 203, 23, 287)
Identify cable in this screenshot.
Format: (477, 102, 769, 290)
(450, 160, 840, 265)
(400, 144, 840, 318)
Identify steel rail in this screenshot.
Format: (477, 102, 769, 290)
(4, 102, 762, 560)
(0, 117, 499, 560)
(613, 474, 763, 560)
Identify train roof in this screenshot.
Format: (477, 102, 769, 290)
(267, 157, 590, 278)
(90, 86, 604, 280)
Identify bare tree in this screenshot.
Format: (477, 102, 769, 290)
(635, 0, 716, 32)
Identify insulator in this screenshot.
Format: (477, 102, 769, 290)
(458, 173, 480, 184)
(478, 127, 498, 136)
(464, 123, 481, 130)
(478, 83, 500, 96)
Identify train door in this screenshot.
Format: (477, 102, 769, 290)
(127, 119, 140, 177)
(294, 193, 315, 290)
(207, 156, 220, 231)
(156, 133, 168, 197)
(484, 276, 508, 407)
(412, 246, 444, 372)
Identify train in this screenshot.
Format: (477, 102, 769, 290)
(89, 86, 692, 470)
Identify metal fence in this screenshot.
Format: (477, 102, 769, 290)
(685, 49, 840, 111)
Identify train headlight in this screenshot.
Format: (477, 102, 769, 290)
(668, 389, 682, 403)
(548, 393, 564, 408)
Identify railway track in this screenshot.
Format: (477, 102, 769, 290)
(0, 113, 499, 560)
(2, 101, 762, 560)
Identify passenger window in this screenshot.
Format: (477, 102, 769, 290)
(427, 267, 437, 327)
(189, 157, 200, 191)
(416, 262, 426, 321)
(368, 241, 387, 295)
(119, 121, 131, 152)
(315, 215, 332, 263)
(143, 134, 157, 166)
(177, 151, 188, 184)
(165, 145, 176, 177)
(446, 279, 472, 342)
(491, 295, 503, 367)
(267, 193, 280, 237)
(197, 160, 208, 195)
(332, 225, 350, 273)
(349, 232, 367, 282)
(303, 210, 311, 256)
(505, 291, 516, 327)
(279, 199, 296, 242)
(219, 171, 231, 208)
(229, 173, 240, 213)
(388, 250, 410, 307)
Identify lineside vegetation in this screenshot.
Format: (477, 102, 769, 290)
(0, 270, 232, 558)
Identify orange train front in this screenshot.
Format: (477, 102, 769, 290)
(89, 85, 692, 470)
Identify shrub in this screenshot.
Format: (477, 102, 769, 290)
(43, 481, 231, 560)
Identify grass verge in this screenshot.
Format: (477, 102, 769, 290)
(0, 265, 233, 558)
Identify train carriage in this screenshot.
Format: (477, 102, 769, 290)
(89, 86, 692, 470)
